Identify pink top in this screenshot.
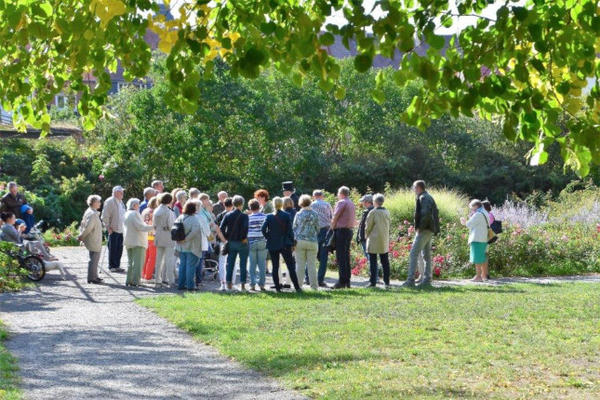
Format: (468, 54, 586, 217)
(333, 197, 356, 229)
(488, 212, 495, 224)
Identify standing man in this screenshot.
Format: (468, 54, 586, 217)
(282, 181, 300, 211)
(102, 185, 127, 273)
(331, 186, 356, 289)
(1, 182, 29, 219)
(402, 180, 440, 288)
(139, 187, 156, 214)
(151, 180, 164, 194)
(212, 191, 228, 216)
(356, 194, 374, 257)
(311, 190, 333, 288)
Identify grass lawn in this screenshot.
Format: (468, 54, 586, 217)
(0, 321, 20, 400)
(140, 283, 600, 399)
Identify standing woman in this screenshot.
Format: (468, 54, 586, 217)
(365, 193, 391, 288)
(219, 195, 250, 291)
(78, 195, 104, 284)
(283, 197, 297, 222)
(141, 196, 159, 282)
(293, 195, 320, 290)
(123, 198, 153, 287)
(261, 197, 302, 293)
(175, 201, 203, 290)
(247, 199, 268, 291)
(254, 189, 273, 214)
(460, 199, 489, 282)
(173, 190, 187, 218)
(153, 193, 176, 286)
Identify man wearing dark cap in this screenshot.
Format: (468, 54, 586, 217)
(282, 181, 300, 211)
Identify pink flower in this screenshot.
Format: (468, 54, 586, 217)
(392, 250, 399, 258)
(596, 224, 600, 233)
(433, 266, 441, 277)
(404, 220, 410, 225)
(98, 174, 105, 181)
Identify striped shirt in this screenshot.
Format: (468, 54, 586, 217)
(248, 212, 267, 243)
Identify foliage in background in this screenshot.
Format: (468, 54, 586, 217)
(0, 60, 593, 232)
(1, 1, 599, 177)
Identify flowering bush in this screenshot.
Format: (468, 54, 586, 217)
(344, 184, 600, 280)
(43, 222, 81, 247)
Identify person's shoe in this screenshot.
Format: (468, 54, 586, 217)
(275, 286, 282, 293)
(259, 286, 266, 292)
(332, 282, 345, 289)
(366, 283, 377, 288)
(109, 267, 119, 272)
(384, 284, 392, 290)
(250, 284, 256, 291)
(295, 288, 303, 293)
(89, 278, 103, 284)
(115, 268, 125, 273)
(401, 281, 416, 288)
(318, 282, 330, 288)
(240, 283, 246, 291)
(227, 282, 233, 290)
(345, 283, 351, 288)
(417, 280, 432, 289)
(219, 283, 226, 291)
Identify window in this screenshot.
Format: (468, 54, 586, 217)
(55, 94, 67, 109)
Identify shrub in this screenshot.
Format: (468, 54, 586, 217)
(43, 222, 80, 247)
(0, 242, 27, 292)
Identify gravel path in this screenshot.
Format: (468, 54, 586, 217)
(0, 247, 305, 400)
(1, 247, 599, 400)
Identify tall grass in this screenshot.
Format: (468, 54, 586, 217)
(384, 187, 468, 228)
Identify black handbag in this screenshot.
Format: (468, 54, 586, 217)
(490, 220, 503, 234)
(325, 229, 336, 253)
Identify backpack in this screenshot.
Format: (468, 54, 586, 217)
(171, 216, 188, 242)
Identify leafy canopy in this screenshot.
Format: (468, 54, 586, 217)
(0, 0, 599, 174)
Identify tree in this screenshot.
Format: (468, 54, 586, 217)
(0, 0, 599, 174)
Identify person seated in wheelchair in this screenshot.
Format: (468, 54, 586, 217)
(0, 211, 52, 259)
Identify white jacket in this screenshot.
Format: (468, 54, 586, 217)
(124, 210, 153, 248)
(465, 211, 488, 244)
(79, 208, 103, 252)
(153, 204, 175, 248)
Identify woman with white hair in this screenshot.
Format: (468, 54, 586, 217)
(78, 195, 103, 284)
(124, 198, 153, 287)
(365, 193, 391, 288)
(173, 190, 187, 218)
(460, 199, 489, 282)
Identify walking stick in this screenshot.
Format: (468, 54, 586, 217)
(98, 232, 108, 274)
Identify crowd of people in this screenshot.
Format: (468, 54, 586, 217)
(0, 179, 497, 289)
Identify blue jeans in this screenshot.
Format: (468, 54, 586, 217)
(317, 227, 329, 284)
(248, 240, 267, 286)
(178, 251, 198, 290)
(226, 240, 249, 284)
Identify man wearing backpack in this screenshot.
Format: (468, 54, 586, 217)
(402, 180, 440, 288)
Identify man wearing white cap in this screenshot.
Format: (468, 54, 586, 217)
(101, 185, 127, 272)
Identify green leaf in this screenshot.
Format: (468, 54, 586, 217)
(319, 32, 335, 46)
(354, 53, 372, 73)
